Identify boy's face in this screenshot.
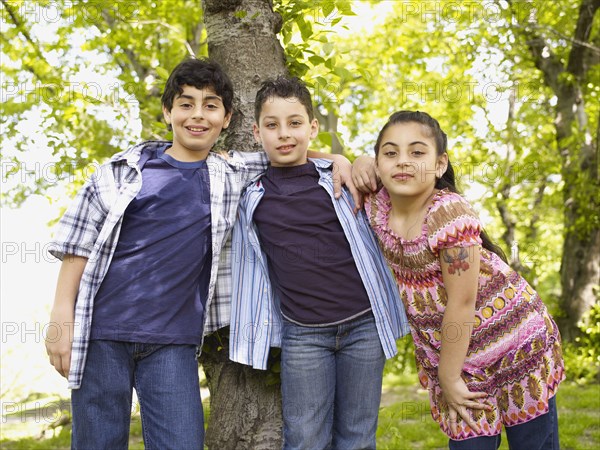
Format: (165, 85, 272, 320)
(163, 85, 231, 161)
(253, 96, 318, 167)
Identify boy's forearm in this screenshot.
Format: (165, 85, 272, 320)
(307, 150, 343, 161)
(46, 255, 87, 379)
(52, 255, 87, 312)
(307, 151, 361, 206)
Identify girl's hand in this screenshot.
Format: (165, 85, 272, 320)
(440, 377, 490, 435)
(351, 155, 379, 194)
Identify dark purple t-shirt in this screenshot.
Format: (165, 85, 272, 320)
(91, 147, 212, 344)
(252, 162, 371, 325)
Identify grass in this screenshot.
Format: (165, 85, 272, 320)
(377, 376, 600, 450)
(1, 381, 598, 449)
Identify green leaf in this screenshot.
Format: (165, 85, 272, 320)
(234, 10, 248, 19)
(282, 30, 292, 45)
(317, 131, 333, 148)
(298, 18, 313, 41)
(316, 76, 329, 87)
(155, 67, 170, 80)
(308, 55, 326, 66)
(333, 66, 352, 80)
(323, 3, 335, 18)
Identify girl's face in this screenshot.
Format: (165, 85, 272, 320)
(376, 121, 448, 199)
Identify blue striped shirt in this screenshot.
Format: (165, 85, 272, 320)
(229, 158, 410, 370)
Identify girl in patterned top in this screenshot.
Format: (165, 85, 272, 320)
(363, 110, 564, 449)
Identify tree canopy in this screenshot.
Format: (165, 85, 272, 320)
(2, 0, 598, 336)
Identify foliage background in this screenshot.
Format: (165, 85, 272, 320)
(1, 0, 598, 443)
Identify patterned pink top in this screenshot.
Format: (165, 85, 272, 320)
(366, 188, 564, 440)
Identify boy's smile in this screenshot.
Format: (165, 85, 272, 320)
(254, 96, 319, 167)
(163, 85, 231, 162)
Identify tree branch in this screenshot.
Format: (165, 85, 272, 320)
(525, 181, 547, 243)
(189, 21, 207, 55)
(567, 0, 600, 78)
(100, 10, 150, 81)
(2, 0, 44, 60)
(506, 0, 565, 92)
(1, 0, 55, 82)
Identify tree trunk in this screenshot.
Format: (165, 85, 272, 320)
(552, 1, 600, 338)
(555, 90, 600, 339)
(203, 0, 286, 152)
(200, 0, 286, 448)
(315, 106, 344, 154)
(201, 331, 282, 449)
(509, 0, 600, 339)
(559, 224, 600, 339)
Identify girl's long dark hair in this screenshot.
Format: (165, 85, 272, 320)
(375, 110, 508, 262)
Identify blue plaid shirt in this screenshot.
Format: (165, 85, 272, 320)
(49, 141, 268, 388)
(229, 158, 410, 370)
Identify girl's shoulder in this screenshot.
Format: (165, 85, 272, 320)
(365, 188, 391, 222)
(429, 189, 473, 212)
(427, 189, 479, 223)
(426, 189, 482, 253)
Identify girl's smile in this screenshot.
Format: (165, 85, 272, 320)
(376, 121, 447, 199)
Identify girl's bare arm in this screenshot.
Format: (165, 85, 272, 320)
(438, 245, 489, 435)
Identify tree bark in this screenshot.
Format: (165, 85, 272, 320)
(200, 0, 286, 448)
(203, 0, 286, 152)
(201, 331, 282, 449)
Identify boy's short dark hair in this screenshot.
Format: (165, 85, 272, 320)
(254, 76, 314, 122)
(161, 57, 234, 114)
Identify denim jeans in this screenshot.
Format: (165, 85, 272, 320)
(71, 340, 204, 450)
(449, 396, 559, 450)
(281, 313, 385, 450)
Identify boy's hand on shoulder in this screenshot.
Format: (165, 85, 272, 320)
(330, 154, 362, 212)
(352, 154, 379, 194)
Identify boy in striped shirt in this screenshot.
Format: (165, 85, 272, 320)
(230, 76, 410, 450)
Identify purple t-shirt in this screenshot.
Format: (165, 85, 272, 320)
(253, 162, 371, 325)
(91, 147, 212, 344)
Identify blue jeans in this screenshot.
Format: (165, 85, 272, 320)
(449, 396, 559, 450)
(71, 340, 204, 450)
(281, 313, 385, 450)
